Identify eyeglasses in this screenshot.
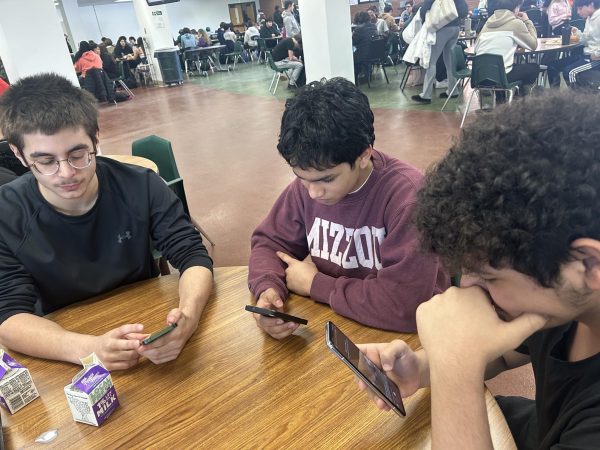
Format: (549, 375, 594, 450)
(28, 150, 97, 176)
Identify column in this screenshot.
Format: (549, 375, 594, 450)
(299, 0, 355, 83)
(0, 0, 78, 85)
(132, 0, 176, 83)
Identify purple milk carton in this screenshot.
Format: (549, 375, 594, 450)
(64, 353, 119, 426)
(0, 350, 39, 414)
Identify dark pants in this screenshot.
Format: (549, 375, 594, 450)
(507, 63, 540, 89)
(544, 47, 585, 86)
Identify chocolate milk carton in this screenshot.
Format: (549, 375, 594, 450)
(0, 350, 39, 414)
(64, 354, 119, 426)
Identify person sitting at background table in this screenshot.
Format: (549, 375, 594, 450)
(248, 78, 449, 340)
(355, 90, 600, 450)
(98, 43, 120, 79)
(244, 21, 261, 53)
(401, 2, 414, 25)
(381, 3, 400, 32)
(475, 0, 539, 96)
(548, 0, 572, 35)
(73, 41, 103, 79)
(197, 28, 211, 47)
(0, 73, 213, 371)
(546, 0, 600, 87)
(260, 18, 281, 49)
(113, 35, 134, 61)
(223, 23, 237, 45)
(353, 11, 378, 82)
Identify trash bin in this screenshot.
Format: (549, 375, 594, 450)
(153, 47, 183, 86)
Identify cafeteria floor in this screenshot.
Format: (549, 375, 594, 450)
(99, 61, 533, 399)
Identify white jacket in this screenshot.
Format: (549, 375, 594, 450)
(403, 15, 436, 68)
(578, 9, 600, 57)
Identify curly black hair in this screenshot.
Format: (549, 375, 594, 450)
(415, 90, 600, 287)
(277, 77, 375, 170)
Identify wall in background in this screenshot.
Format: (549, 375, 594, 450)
(62, 0, 264, 46)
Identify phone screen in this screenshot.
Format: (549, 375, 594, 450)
(325, 321, 406, 416)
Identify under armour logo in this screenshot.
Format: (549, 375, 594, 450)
(117, 231, 132, 244)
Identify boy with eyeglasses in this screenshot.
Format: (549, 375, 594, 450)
(0, 73, 213, 371)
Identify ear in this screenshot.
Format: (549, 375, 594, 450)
(357, 146, 373, 169)
(9, 144, 28, 168)
(570, 238, 600, 291)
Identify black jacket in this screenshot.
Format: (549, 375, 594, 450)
(352, 22, 377, 63)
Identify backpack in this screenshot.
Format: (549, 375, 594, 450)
(576, 69, 600, 91)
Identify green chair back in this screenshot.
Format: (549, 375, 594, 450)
(131, 135, 180, 182)
(233, 40, 244, 54)
(450, 44, 469, 77)
(470, 54, 517, 90)
(257, 38, 267, 52)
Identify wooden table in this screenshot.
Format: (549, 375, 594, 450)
(1, 267, 516, 449)
(102, 154, 158, 173)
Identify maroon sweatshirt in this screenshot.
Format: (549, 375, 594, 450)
(248, 150, 449, 332)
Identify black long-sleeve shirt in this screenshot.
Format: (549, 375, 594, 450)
(0, 157, 212, 322)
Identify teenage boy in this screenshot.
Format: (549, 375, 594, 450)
(356, 91, 600, 449)
(271, 34, 304, 88)
(0, 73, 213, 371)
(546, 0, 600, 87)
(248, 78, 449, 340)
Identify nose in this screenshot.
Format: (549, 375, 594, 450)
(56, 159, 77, 178)
(307, 183, 324, 200)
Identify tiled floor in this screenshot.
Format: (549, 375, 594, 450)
(99, 62, 534, 399)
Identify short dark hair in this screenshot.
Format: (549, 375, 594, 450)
(284, 0, 294, 9)
(277, 78, 375, 170)
(0, 73, 99, 154)
(384, 4, 393, 12)
(354, 11, 371, 24)
(488, 0, 520, 11)
(574, 0, 600, 8)
(414, 90, 600, 287)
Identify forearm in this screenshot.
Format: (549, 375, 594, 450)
(0, 313, 95, 364)
(430, 361, 492, 450)
(177, 266, 213, 323)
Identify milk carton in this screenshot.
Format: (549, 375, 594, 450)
(0, 350, 39, 414)
(64, 354, 119, 426)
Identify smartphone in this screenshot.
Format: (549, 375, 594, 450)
(142, 323, 177, 345)
(325, 321, 406, 417)
(244, 305, 308, 325)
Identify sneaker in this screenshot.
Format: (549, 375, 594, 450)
(434, 79, 449, 89)
(439, 92, 459, 99)
(411, 94, 431, 104)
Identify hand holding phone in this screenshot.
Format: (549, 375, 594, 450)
(325, 321, 406, 417)
(142, 323, 177, 345)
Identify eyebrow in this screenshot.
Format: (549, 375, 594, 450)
(293, 171, 336, 183)
(29, 143, 90, 159)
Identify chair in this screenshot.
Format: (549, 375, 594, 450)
(266, 52, 289, 95)
(361, 36, 390, 87)
(131, 135, 215, 247)
(256, 38, 269, 64)
(223, 41, 245, 70)
(399, 62, 419, 91)
(110, 60, 135, 98)
(460, 54, 521, 128)
(441, 44, 471, 111)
